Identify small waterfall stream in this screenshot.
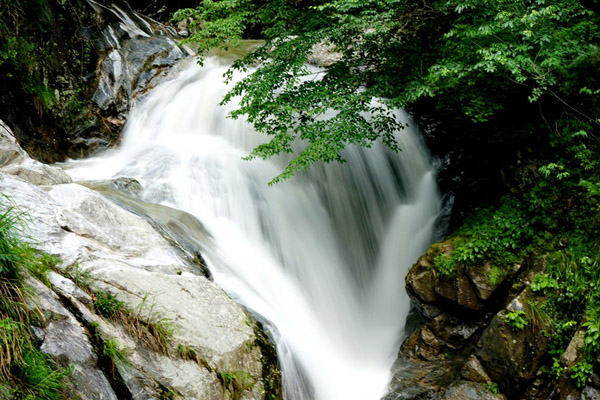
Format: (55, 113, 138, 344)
(66, 57, 441, 400)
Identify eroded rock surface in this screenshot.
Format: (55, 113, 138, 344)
(391, 234, 600, 400)
(0, 120, 279, 399)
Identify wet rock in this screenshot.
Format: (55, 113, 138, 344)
(582, 386, 600, 399)
(404, 325, 444, 361)
(407, 239, 522, 317)
(456, 272, 484, 310)
(434, 273, 458, 303)
(461, 355, 491, 383)
(48, 271, 93, 307)
(429, 313, 481, 350)
(0, 0, 187, 163)
(92, 37, 183, 113)
(467, 261, 523, 301)
(439, 381, 505, 400)
(0, 133, 277, 399)
(477, 290, 551, 398)
(0, 120, 72, 185)
(407, 240, 489, 314)
(465, 262, 499, 301)
(383, 357, 463, 400)
(112, 177, 142, 196)
(406, 261, 437, 303)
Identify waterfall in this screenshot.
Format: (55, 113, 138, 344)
(66, 57, 441, 400)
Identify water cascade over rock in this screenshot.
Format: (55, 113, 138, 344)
(66, 57, 442, 400)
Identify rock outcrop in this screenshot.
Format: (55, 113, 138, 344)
(0, 120, 280, 399)
(388, 238, 600, 399)
(0, 0, 190, 163)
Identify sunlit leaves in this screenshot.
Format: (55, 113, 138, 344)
(177, 0, 599, 181)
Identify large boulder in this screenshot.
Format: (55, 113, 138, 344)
(439, 381, 505, 400)
(0, 121, 71, 185)
(383, 357, 464, 400)
(406, 239, 523, 316)
(477, 290, 551, 398)
(0, 121, 279, 399)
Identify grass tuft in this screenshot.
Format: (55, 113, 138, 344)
(0, 199, 70, 399)
(93, 291, 174, 355)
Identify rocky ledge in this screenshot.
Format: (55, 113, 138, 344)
(385, 240, 600, 399)
(0, 120, 281, 400)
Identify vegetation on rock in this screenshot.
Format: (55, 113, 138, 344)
(0, 202, 71, 399)
(0, 0, 94, 159)
(176, 0, 600, 395)
(92, 291, 174, 355)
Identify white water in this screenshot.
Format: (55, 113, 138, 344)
(66, 57, 441, 400)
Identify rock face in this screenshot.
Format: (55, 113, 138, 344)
(0, 0, 188, 163)
(29, 277, 118, 400)
(390, 237, 600, 400)
(68, 0, 187, 159)
(477, 290, 551, 398)
(405, 240, 522, 316)
(0, 120, 72, 185)
(0, 120, 280, 400)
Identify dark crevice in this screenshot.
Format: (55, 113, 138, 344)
(51, 287, 134, 400)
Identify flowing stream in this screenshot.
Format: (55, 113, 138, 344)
(66, 57, 441, 400)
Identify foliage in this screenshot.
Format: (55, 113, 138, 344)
(432, 197, 533, 276)
(583, 304, 600, 355)
(484, 382, 500, 395)
(24, 251, 61, 288)
(504, 310, 529, 332)
(569, 360, 594, 388)
(0, 0, 91, 134)
(532, 251, 600, 325)
(175, 0, 600, 185)
(93, 291, 174, 355)
(218, 370, 255, 400)
(102, 339, 126, 363)
(64, 263, 92, 291)
(93, 291, 126, 318)
(0, 199, 70, 399)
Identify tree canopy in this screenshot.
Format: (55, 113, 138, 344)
(174, 0, 600, 186)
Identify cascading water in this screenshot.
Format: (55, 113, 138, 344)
(66, 56, 441, 400)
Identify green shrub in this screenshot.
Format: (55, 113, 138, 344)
(504, 310, 529, 332)
(570, 360, 594, 388)
(432, 197, 534, 277)
(93, 291, 125, 318)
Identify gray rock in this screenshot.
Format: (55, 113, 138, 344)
(27, 278, 118, 400)
(0, 120, 72, 185)
(439, 381, 505, 400)
(0, 132, 273, 399)
(307, 43, 342, 67)
(561, 329, 585, 368)
(112, 177, 142, 196)
(582, 386, 600, 400)
(429, 313, 481, 350)
(92, 37, 183, 112)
